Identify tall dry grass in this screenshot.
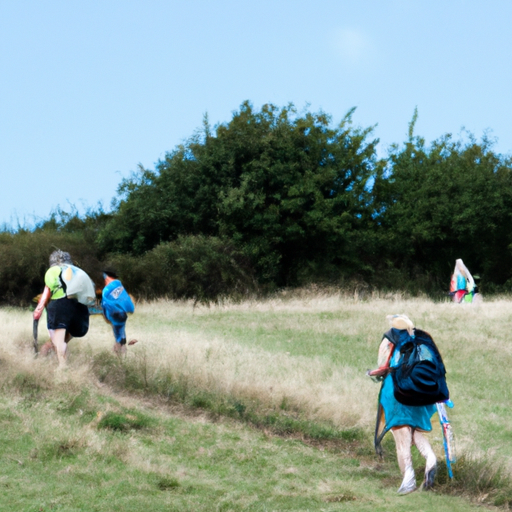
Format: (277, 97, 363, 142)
(4, 292, 512, 509)
(3, 292, 512, 463)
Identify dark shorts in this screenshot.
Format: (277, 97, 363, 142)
(46, 297, 90, 338)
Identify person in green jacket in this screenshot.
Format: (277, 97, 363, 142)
(33, 250, 92, 367)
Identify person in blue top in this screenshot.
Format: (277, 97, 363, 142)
(368, 315, 437, 495)
(101, 269, 137, 356)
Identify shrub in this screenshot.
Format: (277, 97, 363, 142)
(442, 453, 512, 507)
(97, 410, 154, 432)
(107, 235, 257, 304)
(0, 230, 103, 306)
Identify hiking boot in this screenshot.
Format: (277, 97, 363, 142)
(420, 463, 437, 491)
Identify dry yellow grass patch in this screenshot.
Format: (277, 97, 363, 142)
(2, 292, 511, 467)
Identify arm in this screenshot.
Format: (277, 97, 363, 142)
(367, 338, 394, 377)
(33, 286, 51, 320)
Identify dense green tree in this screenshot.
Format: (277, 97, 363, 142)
(99, 102, 382, 286)
(374, 112, 512, 287)
(5, 103, 512, 300)
(212, 103, 383, 284)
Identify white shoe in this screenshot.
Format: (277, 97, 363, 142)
(397, 466, 417, 495)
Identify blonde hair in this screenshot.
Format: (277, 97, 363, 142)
(386, 314, 415, 336)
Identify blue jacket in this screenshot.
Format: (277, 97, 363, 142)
(101, 279, 134, 325)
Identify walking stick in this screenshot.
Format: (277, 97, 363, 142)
(33, 318, 39, 355)
(436, 400, 456, 478)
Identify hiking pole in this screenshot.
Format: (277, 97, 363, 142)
(436, 400, 456, 479)
(32, 287, 50, 357)
(33, 318, 39, 356)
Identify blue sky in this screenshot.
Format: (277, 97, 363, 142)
(1, 0, 511, 227)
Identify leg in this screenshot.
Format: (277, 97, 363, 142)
(113, 338, 127, 356)
(391, 426, 416, 494)
(413, 430, 437, 490)
(46, 299, 85, 367)
(49, 328, 72, 367)
(39, 339, 54, 357)
(112, 324, 128, 356)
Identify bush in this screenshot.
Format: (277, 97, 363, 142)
(107, 235, 257, 304)
(442, 453, 512, 507)
(97, 410, 154, 432)
(0, 230, 103, 306)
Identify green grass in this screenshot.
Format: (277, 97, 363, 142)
(0, 387, 486, 512)
(143, 296, 512, 458)
(2, 292, 512, 510)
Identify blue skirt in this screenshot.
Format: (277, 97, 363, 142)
(379, 373, 436, 432)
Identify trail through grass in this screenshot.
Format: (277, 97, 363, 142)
(1, 292, 512, 510)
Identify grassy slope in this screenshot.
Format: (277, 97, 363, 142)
(0, 293, 510, 511)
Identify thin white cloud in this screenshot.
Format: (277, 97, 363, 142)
(332, 28, 372, 64)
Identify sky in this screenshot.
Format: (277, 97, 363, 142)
(1, 0, 511, 228)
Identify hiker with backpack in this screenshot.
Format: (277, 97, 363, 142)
(101, 269, 137, 356)
(449, 258, 480, 303)
(33, 250, 95, 367)
(367, 314, 449, 494)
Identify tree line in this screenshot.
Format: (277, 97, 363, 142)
(2, 101, 512, 305)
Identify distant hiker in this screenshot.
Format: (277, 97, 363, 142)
(101, 269, 137, 356)
(367, 315, 443, 495)
(449, 258, 478, 303)
(33, 250, 95, 367)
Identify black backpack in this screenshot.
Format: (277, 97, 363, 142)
(387, 328, 449, 406)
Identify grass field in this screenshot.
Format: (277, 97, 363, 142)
(1, 290, 511, 511)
